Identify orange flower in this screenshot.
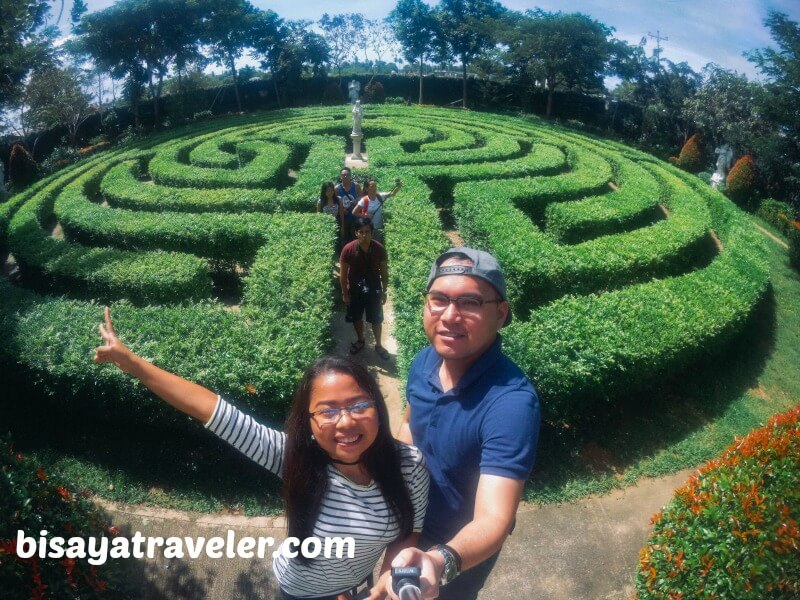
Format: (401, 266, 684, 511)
(246, 384, 257, 395)
(56, 486, 71, 500)
(36, 468, 47, 482)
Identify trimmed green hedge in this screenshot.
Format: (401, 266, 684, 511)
(635, 405, 800, 599)
(1, 104, 771, 442)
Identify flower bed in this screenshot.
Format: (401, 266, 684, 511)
(0, 436, 126, 598)
(635, 405, 800, 599)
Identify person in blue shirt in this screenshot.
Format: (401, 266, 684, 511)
(391, 247, 541, 600)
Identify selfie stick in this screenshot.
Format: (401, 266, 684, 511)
(392, 567, 422, 600)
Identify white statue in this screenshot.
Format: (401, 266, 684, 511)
(352, 100, 363, 135)
(348, 80, 361, 104)
(711, 144, 734, 188)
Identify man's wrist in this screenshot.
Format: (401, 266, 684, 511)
(428, 544, 461, 586)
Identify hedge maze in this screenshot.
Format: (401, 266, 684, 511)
(0, 105, 769, 428)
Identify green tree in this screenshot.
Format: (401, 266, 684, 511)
(76, 2, 149, 126)
(25, 66, 93, 145)
(682, 65, 764, 153)
(0, 0, 58, 107)
(747, 11, 800, 204)
(436, 0, 506, 108)
(253, 14, 328, 108)
(317, 13, 362, 83)
(502, 9, 615, 118)
(199, 0, 260, 113)
(388, 0, 440, 104)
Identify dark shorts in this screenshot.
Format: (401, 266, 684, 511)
(346, 289, 383, 324)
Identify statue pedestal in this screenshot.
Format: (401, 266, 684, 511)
(351, 133, 363, 160)
(346, 133, 368, 167)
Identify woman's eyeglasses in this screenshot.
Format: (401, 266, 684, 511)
(309, 399, 376, 426)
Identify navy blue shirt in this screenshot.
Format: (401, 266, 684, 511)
(406, 336, 541, 543)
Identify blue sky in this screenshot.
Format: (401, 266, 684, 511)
(63, 0, 800, 82)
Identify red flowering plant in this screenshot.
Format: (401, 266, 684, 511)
(726, 155, 758, 209)
(0, 435, 126, 598)
(635, 405, 800, 599)
(669, 133, 704, 173)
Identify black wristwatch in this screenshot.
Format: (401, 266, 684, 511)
(429, 544, 462, 586)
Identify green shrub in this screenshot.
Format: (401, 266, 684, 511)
(726, 155, 757, 209)
(635, 405, 800, 599)
(669, 133, 704, 173)
(363, 81, 385, 104)
(756, 198, 797, 236)
(789, 226, 800, 271)
(0, 435, 127, 598)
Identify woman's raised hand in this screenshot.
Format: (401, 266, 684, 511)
(94, 307, 135, 373)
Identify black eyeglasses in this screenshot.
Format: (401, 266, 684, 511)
(424, 292, 502, 315)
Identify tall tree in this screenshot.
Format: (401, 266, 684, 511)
(436, 0, 505, 108)
(388, 0, 440, 104)
(75, 2, 148, 126)
(317, 13, 363, 83)
(200, 0, 260, 113)
(681, 65, 763, 153)
(25, 66, 92, 145)
(0, 0, 58, 107)
(747, 11, 800, 203)
(503, 9, 615, 118)
(255, 18, 327, 108)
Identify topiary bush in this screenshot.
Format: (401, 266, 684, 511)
(8, 143, 38, 189)
(634, 405, 800, 599)
(669, 133, 704, 173)
(363, 81, 386, 104)
(0, 435, 128, 598)
(726, 154, 757, 209)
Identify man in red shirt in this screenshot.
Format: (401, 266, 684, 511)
(339, 218, 390, 359)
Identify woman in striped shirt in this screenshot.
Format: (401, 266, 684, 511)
(94, 308, 429, 599)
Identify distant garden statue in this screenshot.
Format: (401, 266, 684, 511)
(711, 144, 734, 189)
(350, 100, 364, 162)
(348, 80, 360, 104)
(352, 100, 363, 135)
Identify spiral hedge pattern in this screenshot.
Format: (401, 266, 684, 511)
(0, 105, 770, 423)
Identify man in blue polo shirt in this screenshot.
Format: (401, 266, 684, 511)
(392, 247, 541, 600)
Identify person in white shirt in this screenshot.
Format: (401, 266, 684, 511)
(352, 178, 401, 238)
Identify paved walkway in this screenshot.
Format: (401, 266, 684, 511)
(99, 466, 691, 599)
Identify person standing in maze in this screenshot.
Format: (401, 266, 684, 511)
(390, 247, 541, 600)
(317, 181, 344, 246)
(93, 311, 428, 600)
(335, 167, 361, 244)
(339, 218, 390, 360)
(351, 178, 401, 242)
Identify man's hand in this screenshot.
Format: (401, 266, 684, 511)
(387, 548, 441, 599)
(342, 292, 351, 305)
(94, 307, 135, 373)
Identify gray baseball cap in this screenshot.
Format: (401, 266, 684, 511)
(426, 247, 512, 326)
